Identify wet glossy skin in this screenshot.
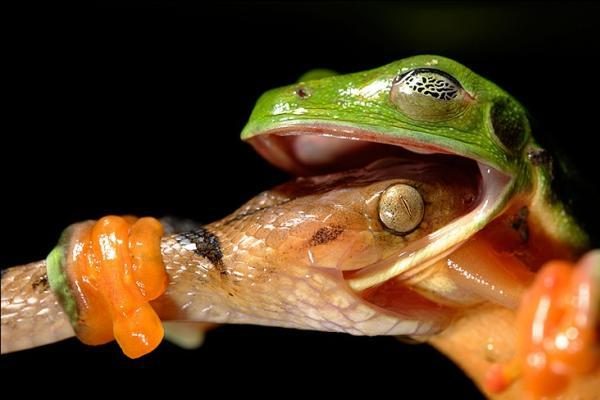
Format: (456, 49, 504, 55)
(1, 55, 597, 399)
(242, 55, 588, 253)
(2, 56, 591, 349)
(152, 158, 481, 334)
(238, 55, 598, 398)
(1, 158, 480, 352)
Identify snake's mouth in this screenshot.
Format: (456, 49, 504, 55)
(248, 125, 516, 312)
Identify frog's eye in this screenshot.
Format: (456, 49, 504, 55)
(390, 68, 470, 121)
(378, 184, 424, 235)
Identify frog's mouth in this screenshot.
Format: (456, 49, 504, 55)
(248, 125, 516, 305)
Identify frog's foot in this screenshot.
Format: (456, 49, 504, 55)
(47, 216, 168, 359)
(484, 250, 600, 398)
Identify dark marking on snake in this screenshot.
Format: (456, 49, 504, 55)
(178, 228, 226, 274)
(32, 274, 49, 291)
(309, 225, 344, 246)
(159, 216, 201, 235)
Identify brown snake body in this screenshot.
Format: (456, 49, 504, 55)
(2, 157, 478, 353)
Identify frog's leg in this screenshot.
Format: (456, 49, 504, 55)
(426, 250, 599, 399)
(484, 250, 600, 398)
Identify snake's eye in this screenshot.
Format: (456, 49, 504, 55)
(378, 184, 424, 235)
(390, 68, 470, 121)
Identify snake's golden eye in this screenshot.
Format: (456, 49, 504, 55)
(378, 183, 424, 235)
(390, 68, 470, 121)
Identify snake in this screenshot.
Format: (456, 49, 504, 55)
(2, 156, 488, 353)
(3, 55, 599, 399)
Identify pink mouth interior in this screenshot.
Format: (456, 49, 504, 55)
(249, 130, 515, 332)
(249, 128, 454, 176)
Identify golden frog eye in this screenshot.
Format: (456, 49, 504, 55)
(378, 183, 424, 235)
(390, 68, 470, 121)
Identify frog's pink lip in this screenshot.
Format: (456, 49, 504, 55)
(248, 124, 455, 176)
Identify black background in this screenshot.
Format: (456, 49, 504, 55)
(2, 3, 599, 398)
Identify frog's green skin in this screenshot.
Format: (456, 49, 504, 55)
(242, 55, 588, 270)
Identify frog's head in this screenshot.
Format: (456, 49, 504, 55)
(242, 55, 587, 291)
(243, 55, 529, 177)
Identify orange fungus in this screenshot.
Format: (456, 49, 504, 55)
(67, 216, 167, 358)
(485, 252, 600, 398)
